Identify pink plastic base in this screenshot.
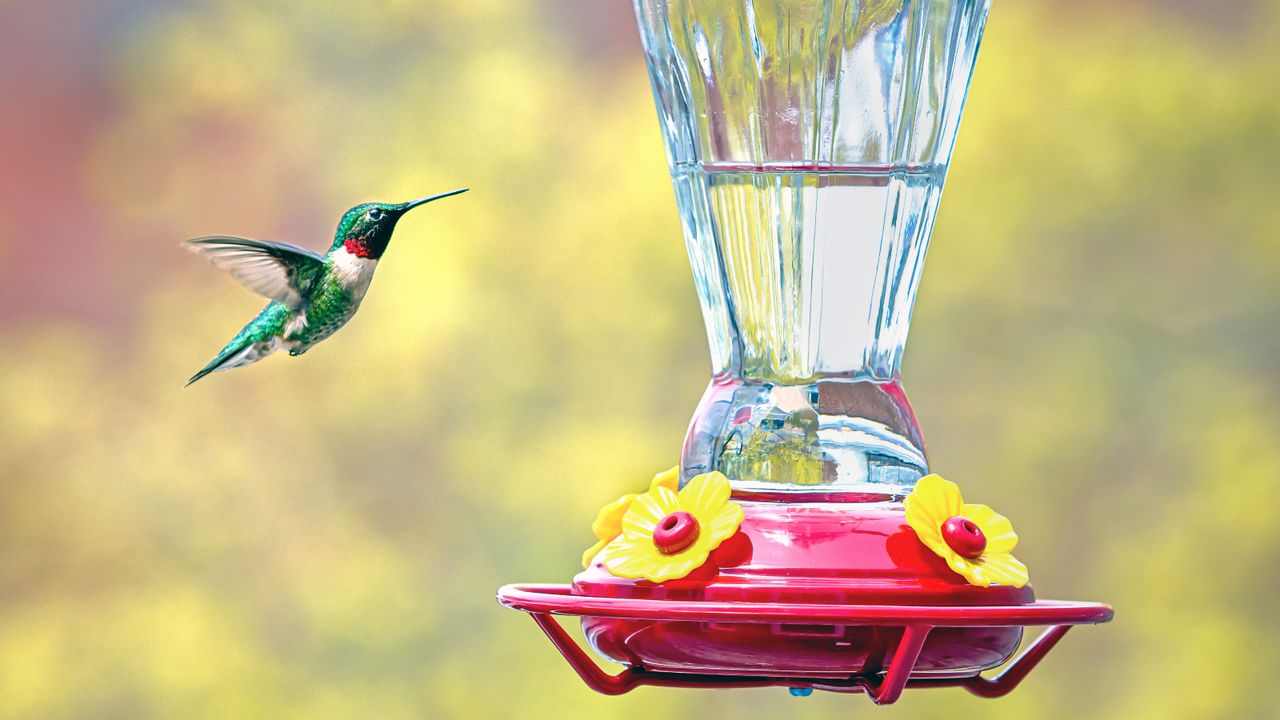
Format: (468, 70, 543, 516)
(497, 584, 1112, 704)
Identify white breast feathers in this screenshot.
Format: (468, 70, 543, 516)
(331, 248, 378, 301)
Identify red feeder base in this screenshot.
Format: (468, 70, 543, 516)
(498, 500, 1112, 704)
(498, 584, 1112, 704)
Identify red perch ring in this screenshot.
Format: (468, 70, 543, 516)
(497, 584, 1111, 704)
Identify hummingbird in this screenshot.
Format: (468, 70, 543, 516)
(184, 188, 468, 386)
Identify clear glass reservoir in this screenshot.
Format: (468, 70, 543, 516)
(633, 0, 992, 494)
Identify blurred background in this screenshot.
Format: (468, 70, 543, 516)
(2, 0, 1278, 717)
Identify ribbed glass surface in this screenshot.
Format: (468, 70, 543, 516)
(634, 0, 990, 492)
(637, 0, 989, 380)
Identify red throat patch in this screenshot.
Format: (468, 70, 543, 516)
(343, 236, 373, 258)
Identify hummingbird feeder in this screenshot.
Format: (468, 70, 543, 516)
(498, 0, 1111, 704)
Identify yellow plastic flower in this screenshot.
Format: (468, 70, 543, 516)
(904, 474, 1029, 588)
(603, 471, 744, 583)
(581, 466, 680, 568)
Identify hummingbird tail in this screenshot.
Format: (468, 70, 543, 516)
(186, 302, 292, 387)
(185, 338, 254, 387)
(186, 337, 279, 386)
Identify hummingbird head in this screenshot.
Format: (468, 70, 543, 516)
(332, 188, 468, 259)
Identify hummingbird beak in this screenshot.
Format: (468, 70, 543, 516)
(400, 188, 469, 213)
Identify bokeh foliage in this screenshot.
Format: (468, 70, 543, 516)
(1, 1, 1278, 718)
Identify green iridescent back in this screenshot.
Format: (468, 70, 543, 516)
(288, 260, 358, 350)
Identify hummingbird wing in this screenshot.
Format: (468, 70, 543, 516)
(185, 236, 327, 309)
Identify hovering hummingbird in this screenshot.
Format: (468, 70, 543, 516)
(184, 188, 468, 386)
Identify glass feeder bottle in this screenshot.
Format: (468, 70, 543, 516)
(634, 0, 991, 495)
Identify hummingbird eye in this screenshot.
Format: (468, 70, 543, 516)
(367, 208, 385, 221)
